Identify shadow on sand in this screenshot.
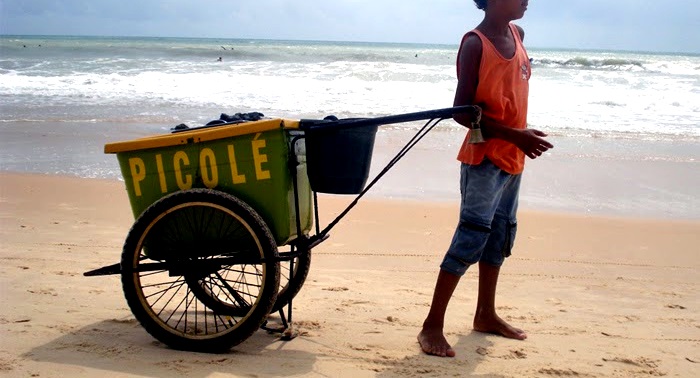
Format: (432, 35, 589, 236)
(376, 332, 509, 378)
(24, 317, 316, 377)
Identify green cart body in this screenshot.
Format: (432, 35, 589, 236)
(105, 118, 313, 249)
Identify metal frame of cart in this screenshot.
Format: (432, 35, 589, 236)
(85, 105, 479, 352)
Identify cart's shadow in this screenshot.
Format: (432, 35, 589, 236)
(24, 318, 316, 377)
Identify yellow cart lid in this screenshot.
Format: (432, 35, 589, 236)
(104, 118, 300, 154)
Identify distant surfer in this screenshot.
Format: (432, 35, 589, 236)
(217, 57, 223, 62)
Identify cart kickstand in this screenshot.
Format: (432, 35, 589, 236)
(279, 300, 297, 341)
(261, 259, 298, 340)
(261, 307, 296, 339)
(280, 247, 298, 340)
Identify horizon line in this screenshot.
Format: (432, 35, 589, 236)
(2, 33, 698, 56)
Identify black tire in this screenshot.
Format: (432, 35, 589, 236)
(121, 189, 280, 352)
(272, 248, 311, 313)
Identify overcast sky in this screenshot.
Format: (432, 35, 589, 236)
(1, 0, 699, 54)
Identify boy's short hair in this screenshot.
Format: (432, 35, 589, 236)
(474, 0, 487, 10)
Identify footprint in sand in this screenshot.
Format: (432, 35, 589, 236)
(107, 318, 137, 324)
(294, 320, 321, 329)
(613, 314, 641, 323)
(546, 298, 563, 306)
(601, 356, 665, 376)
(602, 356, 660, 369)
(496, 349, 529, 360)
(53, 271, 78, 276)
(476, 346, 490, 356)
(27, 288, 58, 296)
(538, 367, 590, 376)
(505, 313, 542, 324)
(341, 299, 372, 306)
(372, 316, 405, 326)
(477, 347, 528, 360)
(348, 344, 371, 351)
(322, 286, 349, 292)
(285, 320, 320, 336)
(0, 357, 16, 373)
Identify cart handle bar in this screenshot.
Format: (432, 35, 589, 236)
(298, 105, 479, 130)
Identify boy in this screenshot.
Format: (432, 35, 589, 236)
(417, 0, 553, 357)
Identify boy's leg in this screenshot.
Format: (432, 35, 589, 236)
(418, 160, 507, 357)
(417, 269, 461, 357)
(473, 262, 527, 339)
(473, 173, 526, 339)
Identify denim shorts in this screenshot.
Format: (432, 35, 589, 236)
(440, 159, 521, 276)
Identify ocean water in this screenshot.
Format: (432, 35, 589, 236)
(1, 35, 699, 219)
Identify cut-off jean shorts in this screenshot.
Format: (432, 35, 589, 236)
(440, 159, 521, 277)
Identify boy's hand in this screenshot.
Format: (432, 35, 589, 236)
(512, 129, 553, 159)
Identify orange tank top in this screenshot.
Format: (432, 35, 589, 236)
(456, 23, 531, 174)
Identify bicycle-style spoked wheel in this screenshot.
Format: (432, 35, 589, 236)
(121, 189, 280, 352)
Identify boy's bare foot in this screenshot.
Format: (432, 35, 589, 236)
(417, 328, 456, 357)
(473, 314, 527, 340)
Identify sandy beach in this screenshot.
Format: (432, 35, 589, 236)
(2, 31, 699, 378)
(1, 171, 698, 377)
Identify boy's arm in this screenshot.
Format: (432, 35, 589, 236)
(452, 33, 481, 128)
(453, 31, 552, 159)
(515, 24, 525, 42)
(481, 121, 553, 159)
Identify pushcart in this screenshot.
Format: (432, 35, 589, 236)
(84, 105, 479, 353)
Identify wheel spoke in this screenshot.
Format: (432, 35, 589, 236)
(143, 277, 187, 308)
(156, 279, 188, 322)
(214, 271, 249, 308)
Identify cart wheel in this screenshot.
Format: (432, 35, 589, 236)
(272, 248, 311, 313)
(121, 189, 280, 353)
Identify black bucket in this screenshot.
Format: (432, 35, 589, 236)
(305, 124, 378, 194)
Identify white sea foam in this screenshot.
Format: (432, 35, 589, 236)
(2, 37, 699, 141)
